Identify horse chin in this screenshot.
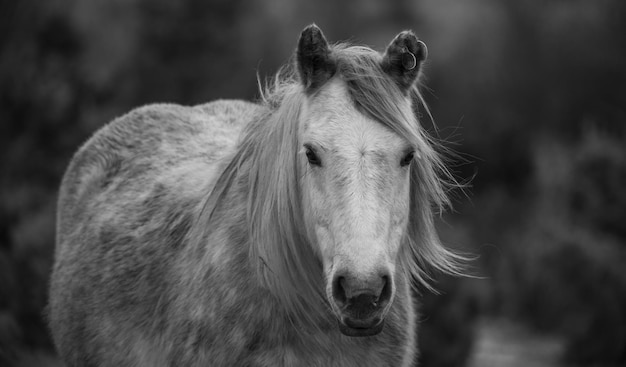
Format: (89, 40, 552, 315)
(337, 318, 385, 337)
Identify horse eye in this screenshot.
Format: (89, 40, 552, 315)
(305, 147, 321, 166)
(400, 151, 415, 167)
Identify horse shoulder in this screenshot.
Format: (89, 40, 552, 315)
(57, 101, 259, 239)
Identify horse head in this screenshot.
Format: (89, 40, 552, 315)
(296, 25, 429, 337)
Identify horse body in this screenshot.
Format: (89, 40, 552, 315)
(49, 25, 462, 366)
(50, 101, 255, 364)
(50, 99, 415, 366)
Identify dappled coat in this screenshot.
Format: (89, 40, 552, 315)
(49, 25, 463, 366)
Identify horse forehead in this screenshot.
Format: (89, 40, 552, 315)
(305, 79, 405, 150)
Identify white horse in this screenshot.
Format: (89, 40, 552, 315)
(49, 24, 464, 366)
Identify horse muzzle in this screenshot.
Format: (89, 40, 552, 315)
(331, 270, 393, 337)
(338, 315, 385, 337)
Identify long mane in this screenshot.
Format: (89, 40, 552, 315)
(193, 43, 465, 329)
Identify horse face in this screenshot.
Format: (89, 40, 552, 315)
(300, 79, 414, 336)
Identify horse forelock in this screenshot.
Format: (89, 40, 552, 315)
(197, 42, 465, 330)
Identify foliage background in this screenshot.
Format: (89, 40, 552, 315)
(1, 0, 625, 366)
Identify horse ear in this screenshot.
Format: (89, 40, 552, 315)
(381, 31, 427, 93)
(296, 24, 336, 91)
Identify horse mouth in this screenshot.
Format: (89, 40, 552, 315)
(338, 317, 385, 337)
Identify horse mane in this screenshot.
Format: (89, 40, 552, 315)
(193, 43, 465, 329)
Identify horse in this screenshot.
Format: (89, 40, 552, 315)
(48, 24, 464, 366)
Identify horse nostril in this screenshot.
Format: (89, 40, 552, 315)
(332, 276, 347, 306)
(332, 271, 393, 312)
(378, 275, 391, 307)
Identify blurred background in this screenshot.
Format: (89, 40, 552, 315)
(1, 0, 625, 366)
